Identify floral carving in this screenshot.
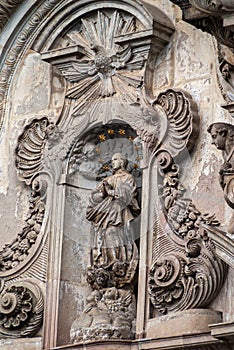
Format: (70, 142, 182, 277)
(0, 180, 46, 271)
(0, 118, 54, 273)
(148, 151, 227, 314)
(0, 281, 44, 337)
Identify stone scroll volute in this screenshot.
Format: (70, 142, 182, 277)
(136, 90, 228, 338)
(1, 0, 229, 347)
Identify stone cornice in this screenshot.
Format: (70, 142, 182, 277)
(203, 224, 234, 269)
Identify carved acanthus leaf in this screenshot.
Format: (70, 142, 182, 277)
(0, 281, 44, 337)
(137, 89, 199, 159)
(148, 151, 227, 314)
(15, 118, 49, 185)
(156, 89, 199, 156)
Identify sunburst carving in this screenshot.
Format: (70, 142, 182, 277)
(49, 10, 146, 115)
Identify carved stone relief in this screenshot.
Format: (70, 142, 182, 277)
(148, 151, 227, 314)
(69, 127, 141, 341)
(0, 0, 24, 33)
(132, 86, 227, 327)
(189, 0, 234, 14)
(215, 44, 234, 107)
(0, 280, 44, 338)
(208, 122, 234, 234)
(1, 0, 231, 348)
(16, 3, 174, 347)
(0, 118, 48, 274)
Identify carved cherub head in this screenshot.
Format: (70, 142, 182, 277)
(45, 123, 63, 149)
(82, 143, 97, 161)
(207, 122, 234, 155)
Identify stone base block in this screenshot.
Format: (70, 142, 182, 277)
(146, 309, 222, 339)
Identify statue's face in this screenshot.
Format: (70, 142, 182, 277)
(112, 154, 123, 170)
(210, 127, 226, 150)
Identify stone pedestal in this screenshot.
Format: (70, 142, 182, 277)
(146, 309, 222, 339)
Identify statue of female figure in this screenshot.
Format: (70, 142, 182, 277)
(86, 153, 141, 268)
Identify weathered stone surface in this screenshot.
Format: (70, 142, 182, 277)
(147, 309, 222, 338)
(0, 0, 234, 349)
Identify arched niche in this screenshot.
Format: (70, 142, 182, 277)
(0, 0, 175, 347)
(58, 121, 142, 345)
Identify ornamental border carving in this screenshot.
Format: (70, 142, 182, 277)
(0, 0, 173, 136)
(0, 0, 24, 33)
(0, 280, 44, 338)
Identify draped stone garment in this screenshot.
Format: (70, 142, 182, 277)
(86, 169, 140, 267)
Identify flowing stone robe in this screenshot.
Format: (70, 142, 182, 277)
(86, 168, 140, 267)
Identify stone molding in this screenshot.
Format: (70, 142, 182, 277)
(0, 0, 24, 33)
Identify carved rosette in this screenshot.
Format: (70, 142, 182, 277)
(148, 151, 227, 314)
(0, 281, 44, 337)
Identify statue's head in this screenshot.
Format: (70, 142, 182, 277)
(112, 153, 128, 170)
(207, 122, 234, 152)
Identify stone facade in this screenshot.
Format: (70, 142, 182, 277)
(0, 1, 234, 349)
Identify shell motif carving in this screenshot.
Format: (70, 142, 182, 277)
(137, 89, 199, 159)
(15, 117, 49, 185)
(0, 118, 51, 274)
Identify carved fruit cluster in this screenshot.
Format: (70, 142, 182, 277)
(148, 152, 227, 314)
(159, 162, 220, 240)
(0, 190, 45, 271)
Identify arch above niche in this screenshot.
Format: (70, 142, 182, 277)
(0, 0, 175, 137)
(32, 0, 175, 53)
(66, 122, 142, 190)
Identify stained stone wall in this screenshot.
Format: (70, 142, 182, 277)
(0, 1, 234, 350)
